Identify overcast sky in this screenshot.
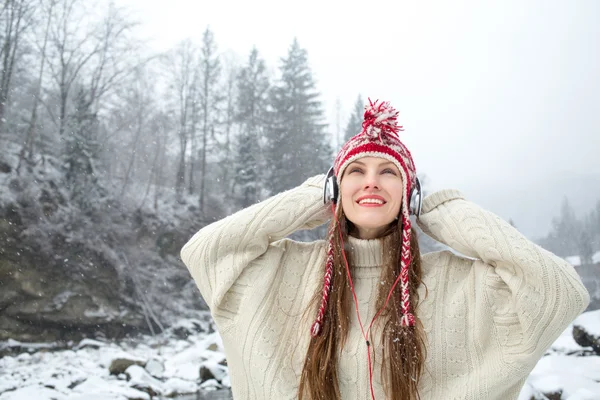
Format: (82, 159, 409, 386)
(117, 0, 600, 238)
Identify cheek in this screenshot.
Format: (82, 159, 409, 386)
(390, 185, 405, 212)
(340, 180, 359, 201)
(340, 182, 359, 215)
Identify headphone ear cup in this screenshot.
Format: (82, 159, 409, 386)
(332, 178, 339, 204)
(409, 177, 423, 217)
(324, 167, 338, 204)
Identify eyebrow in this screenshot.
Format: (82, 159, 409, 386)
(349, 160, 395, 167)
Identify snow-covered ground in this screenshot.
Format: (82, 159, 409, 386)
(0, 316, 231, 400)
(519, 311, 600, 400)
(1, 311, 599, 400)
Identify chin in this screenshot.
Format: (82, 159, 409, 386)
(354, 220, 395, 232)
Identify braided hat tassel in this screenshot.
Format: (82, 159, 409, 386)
(310, 236, 335, 337)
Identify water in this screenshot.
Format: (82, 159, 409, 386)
(174, 389, 232, 400)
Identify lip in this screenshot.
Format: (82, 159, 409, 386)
(356, 194, 387, 207)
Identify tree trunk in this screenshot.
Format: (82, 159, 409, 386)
(18, 0, 53, 172)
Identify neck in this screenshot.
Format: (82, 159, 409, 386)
(346, 236, 382, 269)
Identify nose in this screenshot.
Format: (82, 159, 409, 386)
(363, 171, 380, 190)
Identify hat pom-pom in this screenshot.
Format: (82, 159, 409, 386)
(361, 98, 403, 140)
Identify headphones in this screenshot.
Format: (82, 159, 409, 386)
(323, 166, 423, 218)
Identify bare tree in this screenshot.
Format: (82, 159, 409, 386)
(197, 27, 221, 215)
(0, 0, 33, 132)
(165, 39, 197, 202)
(46, 0, 100, 137)
(17, 0, 54, 171)
(44, 1, 136, 136)
(106, 65, 156, 200)
(187, 57, 200, 195)
(219, 55, 238, 194)
(87, 3, 139, 112)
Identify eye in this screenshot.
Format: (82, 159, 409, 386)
(348, 167, 363, 174)
(382, 168, 397, 175)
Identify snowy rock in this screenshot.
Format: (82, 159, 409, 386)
(207, 342, 218, 351)
(200, 360, 228, 383)
(109, 357, 146, 375)
(548, 324, 592, 355)
(0, 385, 66, 400)
(200, 364, 216, 381)
(169, 318, 208, 339)
(144, 358, 164, 378)
(125, 364, 164, 397)
(572, 310, 600, 354)
(72, 376, 149, 400)
(75, 338, 105, 350)
(566, 255, 581, 266)
(163, 377, 198, 397)
(199, 378, 221, 391)
(16, 352, 31, 361)
(162, 332, 225, 381)
(221, 374, 231, 388)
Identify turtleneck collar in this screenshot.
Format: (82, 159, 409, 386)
(345, 236, 382, 269)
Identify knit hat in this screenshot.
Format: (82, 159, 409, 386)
(310, 99, 417, 337)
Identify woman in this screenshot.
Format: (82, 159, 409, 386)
(181, 100, 589, 400)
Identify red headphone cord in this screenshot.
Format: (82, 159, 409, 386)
(332, 204, 410, 400)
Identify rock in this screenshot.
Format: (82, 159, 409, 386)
(0, 228, 148, 342)
(169, 319, 206, 340)
(221, 375, 231, 388)
(72, 375, 151, 400)
(75, 338, 105, 350)
(199, 364, 216, 382)
(109, 357, 146, 375)
(144, 358, 164, 378)
(163, 377, 198, 397)
(573, 325, 600, 354)
(199, 378, 221, 391)
(572, 310, 600, 355)
(207, 342, 218, 352)
(199, 361, 228, 383)
(542, 391, 562, 400)
(126, 365, 164, 397)
(0, 159, 11, 173)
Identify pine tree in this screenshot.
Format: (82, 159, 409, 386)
(197, 27, 221, 215)
(542, 197, 583, 258)
(63, 86, 104, 212)
(264, 38, 331, 195)
(344, 94, 364, 141)
(232, 47, 270, 208)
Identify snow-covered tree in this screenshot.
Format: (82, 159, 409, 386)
(197, 27, 221, 215)
(165, 39, 196, 202)
(63, 86, 103, 212)
(0, 0, 33, 132)
(344, 94, 364, 141)
(264, 38, 331, 195)
(232, 47, 270, 208)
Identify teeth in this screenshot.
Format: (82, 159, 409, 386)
(359, 199, 384, 205)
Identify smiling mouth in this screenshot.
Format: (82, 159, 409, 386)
(357, 199, 386, 206)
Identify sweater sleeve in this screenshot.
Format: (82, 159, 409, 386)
(180, 175, 331, 312)
(416, 189, 590, 357)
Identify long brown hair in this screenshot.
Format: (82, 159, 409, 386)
(298, 199, 426, 400)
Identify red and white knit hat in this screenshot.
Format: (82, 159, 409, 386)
(311, 99, 417, 337)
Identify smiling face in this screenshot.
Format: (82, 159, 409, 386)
(340, 157, 404, 239)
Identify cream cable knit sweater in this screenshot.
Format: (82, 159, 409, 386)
(181, 175, 589, 400)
